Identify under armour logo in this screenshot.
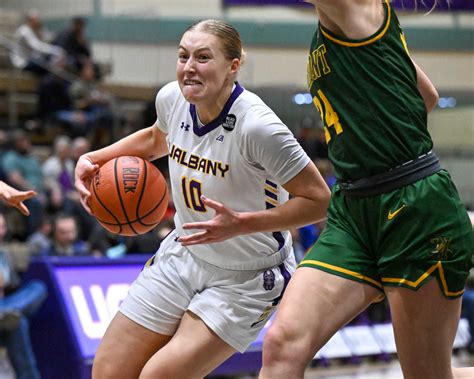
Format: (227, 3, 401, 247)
(216, 135, 224, 142)
(180, 122, 191, 132)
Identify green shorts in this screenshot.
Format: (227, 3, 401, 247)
(300, 170, 473, 299)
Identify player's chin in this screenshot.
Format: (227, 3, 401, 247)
(181, 86, 203, 102)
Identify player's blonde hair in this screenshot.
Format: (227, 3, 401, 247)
(185, 19, 246, 65)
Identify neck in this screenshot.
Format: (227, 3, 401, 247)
(196, 81, 234, 125)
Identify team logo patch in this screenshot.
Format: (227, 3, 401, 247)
(263, 270, 275, 291)
(430, 236, 453, 259)
(222, 114, 236, 131)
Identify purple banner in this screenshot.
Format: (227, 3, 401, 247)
(224, 0, 474, 11)
(53, 264, 143, 358)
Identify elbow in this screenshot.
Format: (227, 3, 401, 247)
(425, 89, 439, 113)
(321, 186, 331, 209)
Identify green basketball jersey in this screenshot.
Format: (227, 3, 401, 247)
(307, 0, 433, 181)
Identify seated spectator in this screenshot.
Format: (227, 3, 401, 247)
(53, 16, 92, 75)
(88, 224, 126, 258)
(1, 131, 46, 237)
(69, 60, 114, 146)
(42, 135, 74, 210)
(71, 136, 91, 165)
(37, 56, 113, 145)
(40, 213, 90, 257)
(42, 135, 96, 240)
(10, 9, 64, 76)
(0, 211, 47, 379)
(26, 215, 52, 256)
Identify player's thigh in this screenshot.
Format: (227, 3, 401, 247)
(267, 267, 381, 359)
(385, 279, 462, 379)
(140, 311, 236, 379)
(93, 312, 172, 379)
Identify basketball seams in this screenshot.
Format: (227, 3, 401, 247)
(91, 170, 123, 234)
(114, 157, 140, 235)
(90, 156, 169, 236)
(135, 158, 148, 226)
(96, 184, 168, 227)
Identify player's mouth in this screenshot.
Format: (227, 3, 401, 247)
(184, 79, 202, 86)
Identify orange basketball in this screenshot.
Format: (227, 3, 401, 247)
(89, 156, 169, 236)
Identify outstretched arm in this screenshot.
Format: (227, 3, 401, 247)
(0, 181, 37, 216)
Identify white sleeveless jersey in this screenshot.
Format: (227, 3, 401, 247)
(155, 81, 310, 270)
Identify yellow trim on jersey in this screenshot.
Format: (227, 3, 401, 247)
(381, 261, 464, 297)
(264, 184, 278, 194)
(298, 259, 383, 289)
(320, 0, 391, 47)
(266, 197, 279, 207)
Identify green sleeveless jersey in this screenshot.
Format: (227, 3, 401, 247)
(307, 0, 433, 181)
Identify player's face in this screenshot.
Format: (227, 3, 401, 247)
(177, 31, 236, 107)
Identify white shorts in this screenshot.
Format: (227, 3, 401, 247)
(119, 230, 296, 352)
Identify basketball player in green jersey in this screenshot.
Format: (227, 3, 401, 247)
(260, 1, 474, 378)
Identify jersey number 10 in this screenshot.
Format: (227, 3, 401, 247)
(313, 89, 343, 143)
(181, 177, 206, 212)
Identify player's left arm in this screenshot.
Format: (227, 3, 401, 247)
(412, 59, 439, 113)
(179, 161, 330, 246)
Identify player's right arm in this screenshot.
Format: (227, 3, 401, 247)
(75, 124, 168, 212)
(411, 59, 439, 113)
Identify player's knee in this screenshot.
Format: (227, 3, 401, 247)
(139, 362, 178, 379)
(263, 324, 298, 363)
(92, 355, 116, 379)
(263, 323, 314, 371)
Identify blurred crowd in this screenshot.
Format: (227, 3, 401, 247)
(9, 10, 117, 148)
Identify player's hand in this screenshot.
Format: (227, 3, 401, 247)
(75, 155, 99, 214)
(179, 196, 243, 245)
(0, 181, 37, 216)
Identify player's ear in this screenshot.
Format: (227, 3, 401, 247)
(229, 58, 240, 76)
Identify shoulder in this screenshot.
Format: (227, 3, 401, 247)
(236, 90, 285, 138)
(156, 81, 181, 103)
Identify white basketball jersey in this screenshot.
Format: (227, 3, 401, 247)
(155, 81, 310, 270)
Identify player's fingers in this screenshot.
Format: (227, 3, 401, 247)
(20, 190, 37, 201)
(80, 196, 93, 214)
(182, 222, 211, 230)
(76, 180, 91, 197)
(16, 202, 30, 216)
(178, 230, 208, 245)
(201, 195, 224, 211)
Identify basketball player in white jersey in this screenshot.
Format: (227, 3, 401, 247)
(75, 19, 331, 378)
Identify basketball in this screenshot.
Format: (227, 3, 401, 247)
(89, 156, 169, 236)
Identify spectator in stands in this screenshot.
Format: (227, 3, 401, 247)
(53, 16, 91, 75)
(1, 130, 45, 236)
(42, 135, 96, 240)
(42, 135, 74, 210)
(69, 60, 114, 146)
(26, 215, 52, 256)
(38, 55, 113, 146)
(10, 9, 64, 76)
(71, 137, 91, 164)
(0, 210, 47, 379)
(40, 213, 90, 257)
(88, 224, 126, 258)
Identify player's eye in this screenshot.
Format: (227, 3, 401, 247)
(198, 54, 210, 62)
(178, 53, 188, 62)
